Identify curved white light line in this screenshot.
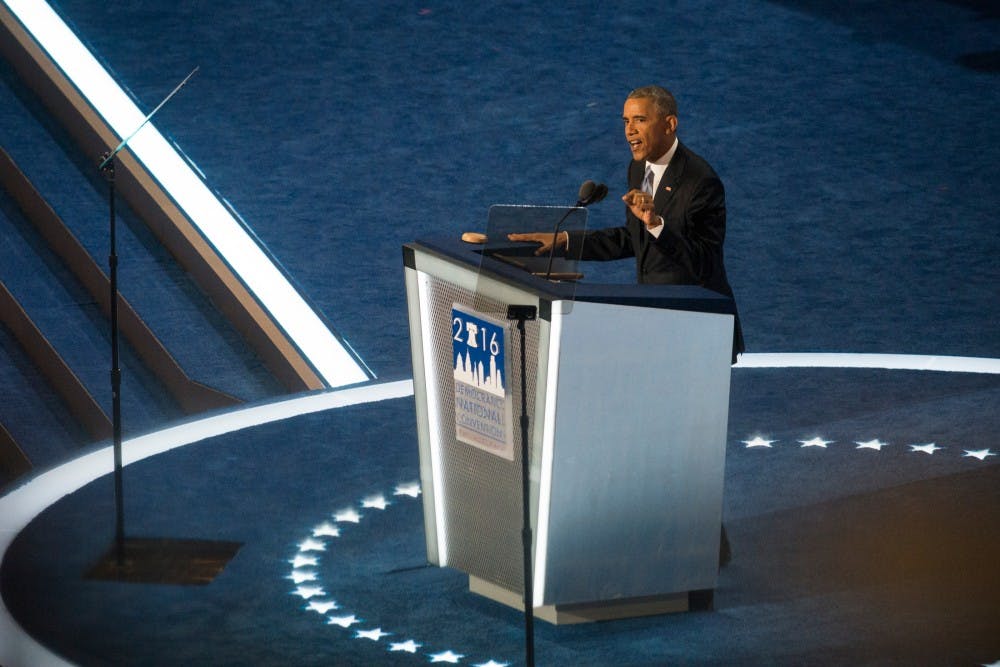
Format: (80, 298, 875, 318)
(1, 351, 997, 665)
(0, 380, 413, 667)
(735, 352, 1000, 374)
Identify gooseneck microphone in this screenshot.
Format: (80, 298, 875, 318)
(544, 179, 607, 280)
(576, 180, 608, 207)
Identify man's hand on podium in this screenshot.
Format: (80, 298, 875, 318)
(507, 231, 570, 256)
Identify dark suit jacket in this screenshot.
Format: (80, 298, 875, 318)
(567, 141, 745, 361)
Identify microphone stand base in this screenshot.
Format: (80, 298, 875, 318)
(85, 537, 242, 585)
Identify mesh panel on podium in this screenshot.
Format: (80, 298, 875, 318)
(423, 274, 539, 593)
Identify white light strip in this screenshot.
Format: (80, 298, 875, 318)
(533, 305, 562, 607)
(0, 380, 413, 667)
(417, 274, 448, 563)
(3, 0, 369, 387)
(735, 352, 1000, 374)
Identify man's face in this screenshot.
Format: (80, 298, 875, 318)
(623, 97, 676, 162)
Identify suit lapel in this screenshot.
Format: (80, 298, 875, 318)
(654, 142, 686, 214)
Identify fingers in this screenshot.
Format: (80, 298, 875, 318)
(507, 232, 553, 255)
(622, 189, 654, 215)
(623, 189, 653, 207)
(508, 232, 549, 246)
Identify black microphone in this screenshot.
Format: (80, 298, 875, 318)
(575, 179, 597, 206)
(575, 180, 608, 207)
(545, 180, 607, 280)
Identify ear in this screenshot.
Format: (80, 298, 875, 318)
(664, 115, 678, 134)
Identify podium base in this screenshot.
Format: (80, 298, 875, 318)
(469, 575, 693, 625)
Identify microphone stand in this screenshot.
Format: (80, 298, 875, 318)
(507, 303, 537, 667)
(100, 153, 125, 566)
(85, 65, 245, 587)
(96, 67, 197, 570)
(542, 205, 581, 281)
(543, 182, 606, 281)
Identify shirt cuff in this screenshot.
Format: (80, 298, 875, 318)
(647, 216, 664, 239)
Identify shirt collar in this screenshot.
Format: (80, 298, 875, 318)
(646, 137, 678, 177)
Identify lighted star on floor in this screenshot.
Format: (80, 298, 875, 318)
(798, 437, 832, 448)
(855, 439, 889, 451)
(288, 570, 317, 584)
(298, 537, 326, 552)
(743, 436, 775, 448)
(361, 494, 391, 510)
(389, 639, 422, 653)
(327, 614, 361, 628)
(355, 627, 391, 641)
(908, 443, 942, 455)
(292, 585, 325, 599)
(429, 650, 465, 663)
(312, 521, 341, 537)
(963, 449, 996, 461)
(306, 600, 339, 614)
(333, 507, 363, 523)
(473, 661, 511, 667)
(394, 482, 422, 497)
(290, 554, 318, 568)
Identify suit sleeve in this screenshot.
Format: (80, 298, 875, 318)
(565, 225, 635, 261)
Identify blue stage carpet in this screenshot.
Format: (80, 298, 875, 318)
(1, 0, 998, 664)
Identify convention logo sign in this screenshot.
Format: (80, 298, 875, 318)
(451, 304, 514, 460)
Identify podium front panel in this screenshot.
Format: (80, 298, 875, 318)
(406, 262, 542, 595)
(537, 300, 731, 603)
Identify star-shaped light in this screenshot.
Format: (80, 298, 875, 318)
(287, 570, 317, 584)
(292, 585, 325, 599)
(312, 521, 341, 537)
(963, 449, 996, 461)
(429, 650, 465, 664)
(298, 537, 326, 552)
(394, 482, 422, 497)
(389, 639, 422, 653)
(306, 599, 339, 614)
(290, 555, 318, 568)
(908, 443, 942, 455)
(473, 661, 511, 667)
(355, 627, 391, 641)
(798, 437, 832, 448)
(361, 494, 391, 510)
(333, 507, 363, 523)
(327, 614, 361, 628)
(855, 439, 889, 451)
(743, 436, 775, 448)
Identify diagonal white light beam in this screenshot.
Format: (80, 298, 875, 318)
(3, 0, 370, 388)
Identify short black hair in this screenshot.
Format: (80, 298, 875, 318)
(627, 85, 678, 117)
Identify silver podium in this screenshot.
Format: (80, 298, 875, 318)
(403, 235, 735, 623)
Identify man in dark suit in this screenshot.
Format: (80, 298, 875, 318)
(510, 85, 744, 362)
